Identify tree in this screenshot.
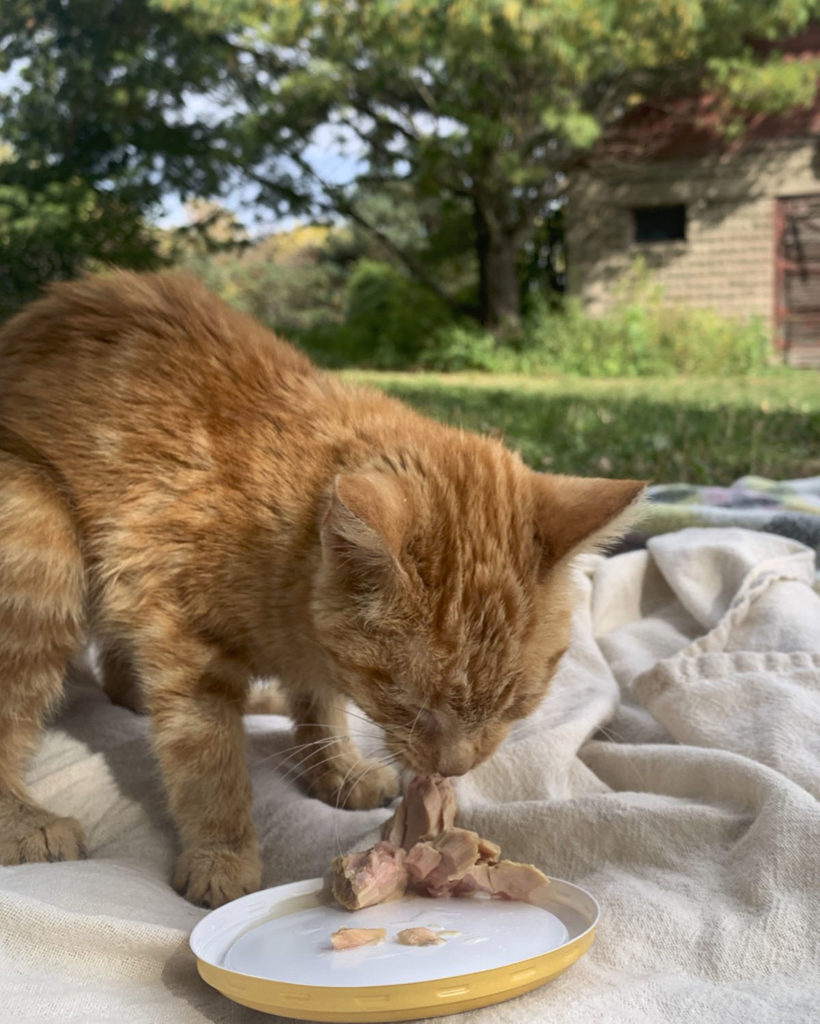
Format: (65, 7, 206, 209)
(5, 1, 819, 330)
(0, 0, 238, 319)
(178, 0, 820, 331)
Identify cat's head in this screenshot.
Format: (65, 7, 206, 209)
(311, 439, 643, 778)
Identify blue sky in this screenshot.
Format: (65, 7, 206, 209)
(0, 64, 364, 238)
(155, 139, 363, 235)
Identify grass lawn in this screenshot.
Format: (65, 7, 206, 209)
(342, 370, 820, 484)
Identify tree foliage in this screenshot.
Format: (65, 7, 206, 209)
(176, 0, 820, 329)
(3, 1, 820, 329)
(0, 0, 237, 318)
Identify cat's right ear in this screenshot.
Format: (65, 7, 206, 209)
(532, 473, 646, 568)
(320, 473, 410, 589)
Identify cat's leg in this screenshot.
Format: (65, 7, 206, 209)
(288, 688, 399, 810)
(0, 456, 87, 865)
(133, 624, 261, 907)
(98, 638, 145, 712)
(245, 678, 289, 716)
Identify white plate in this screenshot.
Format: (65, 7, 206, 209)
(191, 875, 599, 1022)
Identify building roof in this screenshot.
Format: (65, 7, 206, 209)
(592, 24, 820, 164)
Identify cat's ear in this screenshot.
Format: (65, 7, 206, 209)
(321, 472, 410, 586)
(532, 473, 646, 566)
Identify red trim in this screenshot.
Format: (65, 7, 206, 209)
(774, 198, 785, 359)
(774, 195, 820, 364)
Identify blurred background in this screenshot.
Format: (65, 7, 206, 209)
(1, 0, 819, 485)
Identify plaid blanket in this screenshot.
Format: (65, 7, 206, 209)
(635, 475, 820, 559)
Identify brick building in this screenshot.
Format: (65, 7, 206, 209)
(567, 64, 820, 368)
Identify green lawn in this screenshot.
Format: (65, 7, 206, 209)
(342, 370, 820, 484)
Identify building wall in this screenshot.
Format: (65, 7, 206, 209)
(567, 138, 820, 338)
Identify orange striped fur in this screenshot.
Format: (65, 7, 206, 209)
(0, 272, 643, 905)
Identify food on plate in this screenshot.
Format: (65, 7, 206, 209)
(382, 774, 457, 849)
(397, 927, 445, 946)
(448, 858, 552, 909)
(331, 775, 550, 911)
(330, 927, 387, 950)
(405, 826, 494, 896)
(331, 841, 408, 911)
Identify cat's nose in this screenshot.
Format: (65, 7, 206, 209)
(433, 740, 475, 777)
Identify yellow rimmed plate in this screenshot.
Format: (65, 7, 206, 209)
(190, 875, 598, 1022)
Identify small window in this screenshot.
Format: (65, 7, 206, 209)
(632, 204, 686, 243)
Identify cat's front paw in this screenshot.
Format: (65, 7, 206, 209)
(309, 759, 400, 810)
(174, 843, 262, 908)
(0, 804, 86, 865)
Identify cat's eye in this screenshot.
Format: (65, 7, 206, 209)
(407, 707, 439, 734)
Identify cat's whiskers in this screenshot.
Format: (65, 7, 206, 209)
(279, 749, 353, 788)
(408, 699, 428, 741)
(340, 706, 403, 734)
(333, 756, 366, 818)
(331, 751, 402, 858)
(256, 734, 353, 767)
(259, 709, 403, 783)
(277, 739, 348, 783)
(276, 721, 400, 785)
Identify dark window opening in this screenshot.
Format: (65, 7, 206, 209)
(632, 204, 687, 243)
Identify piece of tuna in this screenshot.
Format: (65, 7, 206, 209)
(330, 927, 386, 950)
(450, 861, 493, 898)
(331, 841, 408, 911)
(476, 836, 501, 864)
(485, 859, 552, 909)
(397, 927, 444, 946)
(408, 827, 481, 897)
(332, 775, 551, 913)
(451, 859, 551, 909)
(383, 774, 456, 850)
(405, 840, 442, 883)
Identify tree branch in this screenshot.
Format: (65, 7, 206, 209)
(248, 160, 470, 316)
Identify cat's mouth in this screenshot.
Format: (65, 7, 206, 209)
(391, 739, 477, 779)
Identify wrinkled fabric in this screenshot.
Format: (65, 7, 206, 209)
(2, 527, 818, 1023)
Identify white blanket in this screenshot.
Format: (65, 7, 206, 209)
(2, 528, 819, 1023)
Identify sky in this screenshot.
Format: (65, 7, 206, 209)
(154, 109, 366, 235)
(154, 140, 362, 235)
(0, 63, 365, 239)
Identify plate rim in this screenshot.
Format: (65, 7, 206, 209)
(190, 874, 599, 1020)
(195, 929, 596, 1022)
(190, 874, 599, 986)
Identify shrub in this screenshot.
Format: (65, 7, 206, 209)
(524, 295, 769, 377)
(178, 236, 770, 376)
(421, 269, 770, 377)
(337, 259, 452, 368)
(174, 224, 349, 337)
(418, 323, 500, 371)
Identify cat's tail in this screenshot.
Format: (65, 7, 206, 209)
(0, 429, 87, 865)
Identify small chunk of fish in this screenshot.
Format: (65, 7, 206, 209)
(331, 841, 407, 911)
(397, 927, 444, 946)
(476, 836, 501, 864)
(406, 827, 481, 897)
(330, 927, 386, 950)
(451, 859, 551, 909)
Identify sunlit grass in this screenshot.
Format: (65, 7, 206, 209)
(341, 370, 820, 484)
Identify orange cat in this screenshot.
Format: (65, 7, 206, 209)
(0, 272, 643, 906)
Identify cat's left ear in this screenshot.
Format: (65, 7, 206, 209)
(532, 473, 646, 566)
(320, 472, 410, 587)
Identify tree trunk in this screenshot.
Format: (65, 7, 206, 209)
(474, 203, 522, 333)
